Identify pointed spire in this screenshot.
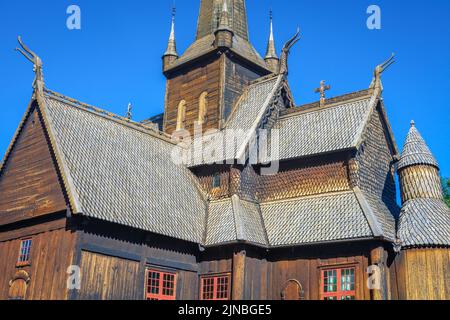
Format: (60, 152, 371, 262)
(265, 10, 278, 60)
(398, 120, 439, 171)
(196, 0, 248, 40)
(218, 0, 232, 32)
(164, 7, 178, 57)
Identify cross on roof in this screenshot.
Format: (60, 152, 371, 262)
(315, 80, 331, 106)
(126, 103, 132, 120)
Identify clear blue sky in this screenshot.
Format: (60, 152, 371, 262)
(0, 0, 449, 177)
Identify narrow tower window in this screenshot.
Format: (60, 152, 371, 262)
(198, 92, 208, 125)
(176, 100, 186, 131)
(212, 173, 221, 189)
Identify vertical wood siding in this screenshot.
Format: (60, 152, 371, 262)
(0, 223, 76, 300)
(0, 107, 67, 226)
(393, 248, 450, 300)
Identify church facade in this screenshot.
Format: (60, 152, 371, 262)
(0, 0, 449, 300)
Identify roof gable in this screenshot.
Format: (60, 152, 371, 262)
(41, 91, 207, 244)
(0, 105, 67, 225)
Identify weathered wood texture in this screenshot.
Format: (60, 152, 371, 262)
(77, 251, 141, 300)
(0, 107, 67, 226)
(75, 220, 199, 300)
(262, 244, 372, 300)
(399, 165, 443, 202)
(0, 220, 76, 300)
(392, 248, 450, 300)
(350, 106, 398, 213)
(223, 57, 262, 120)
(258, 157, 351, 202)
(194, 156, 350, 203)
(232, 250, 246, 300)
(164, 55, 223, 135)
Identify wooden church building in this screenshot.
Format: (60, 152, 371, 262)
(0, 0, 449, 300)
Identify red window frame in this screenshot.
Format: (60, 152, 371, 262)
(321, 267, 356, 300)
(200, 274, 231, 301)
(17, 238, 32, 267)
(145, 269, 177, 300)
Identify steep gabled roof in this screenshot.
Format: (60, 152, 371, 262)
(264, 94, 374, 162)
(189, 74, 283, 167)
(206, 196, 267, 246)
(40, 90, 208, 244)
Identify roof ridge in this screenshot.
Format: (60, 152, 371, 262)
(283, 89, 371, 117)
(43, 89, 176, 145)
(260, 190, 355, 205)
(279, 94, 371, 120)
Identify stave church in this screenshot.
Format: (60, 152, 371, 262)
(0, 0, 449, 300)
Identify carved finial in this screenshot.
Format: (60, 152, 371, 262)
(315, 80, 331, 107)
(265, 10, 278, 60)
(164, 6, 178, 57)
(278, 28, 301, 76)
(15, 36, 44, 91)
(126, 103, 132, 120)
(369, 53, 396, 92)
(218, 0, 232, 32)
(410, 120, 415, 128)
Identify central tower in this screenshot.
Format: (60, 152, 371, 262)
(162, 0, 275, 135)
(196, 0, 249, 40)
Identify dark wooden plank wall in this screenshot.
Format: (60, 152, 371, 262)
(164, 55, 223, 135)
(0, 107, 67, 226)
(74, 220, 200, 300)
(0, 219, 76, 300)
(243, 244, 373, 300)
(223, 57, 263, 120)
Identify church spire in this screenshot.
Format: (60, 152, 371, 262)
(215, 0, 234, 48)
(264, 10, 279, 73)
(163, 7, 178, 71)
(164, 7, 178, 57)
(218, 0, 232, 32)
(196, 0, 249, 41)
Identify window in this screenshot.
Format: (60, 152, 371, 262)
(212, 173, 221, 189)
(17, 239, 32, 266)
(145, 269, 177, 300)
(198, 92, 208, 125)
(321, 267, 356, 300)
(200, 274, 231, 300)
(176, 100, 187, 131)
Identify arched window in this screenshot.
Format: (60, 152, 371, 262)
(198, 92, 208, 125)
(176, 100, 186, 131)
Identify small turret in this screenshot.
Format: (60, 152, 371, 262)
(398, 121, 441, 203)
(397, 120, 450, 248)
(163, 8, 179, 71)
(215, 0, 234, 49)
(264, 11, 279, 73)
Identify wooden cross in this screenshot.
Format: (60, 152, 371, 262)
(315, 80, 331, 106)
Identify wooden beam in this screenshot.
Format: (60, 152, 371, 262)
(232, 248, 246, 300)
(370, 246, 388, 300)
